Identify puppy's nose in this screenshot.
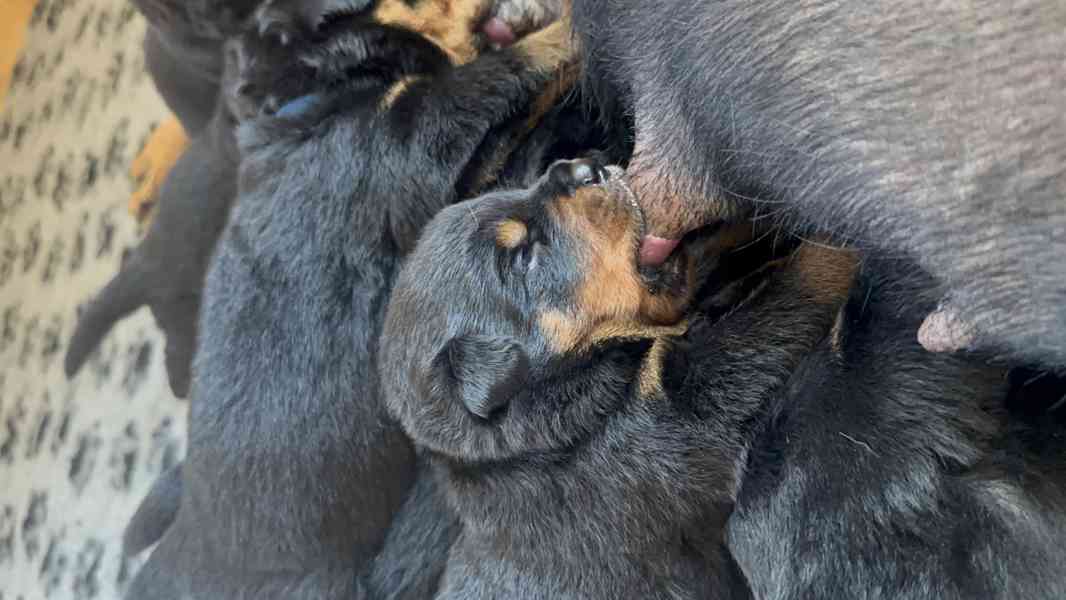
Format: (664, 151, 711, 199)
(549, 159, 609, 189)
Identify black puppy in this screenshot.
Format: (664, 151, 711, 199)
(68, 0, 578, 398)
(121, 2, 579, 597)
(63, 37, 252, 399)
(381, 158, 857, 599)
(573, 0, 1066, 371)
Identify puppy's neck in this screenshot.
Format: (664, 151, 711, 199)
(582, 320, 689, 398)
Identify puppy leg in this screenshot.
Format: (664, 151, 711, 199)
(141, 27, 221, 135)
(124, 463, 183, 557)
(674, 242, 857, 426)
(65, 256, 153, 379)
(66, 131, 237, 398)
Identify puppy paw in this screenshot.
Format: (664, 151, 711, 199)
(226, 27, 320, 121)
(128, 116, 189, 227)
(513, 15, 577, 74)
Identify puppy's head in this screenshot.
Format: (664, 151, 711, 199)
(226, 0, 566, 122)
(382, 158, 697, 463)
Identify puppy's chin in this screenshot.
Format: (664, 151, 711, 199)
(639, 241, 692, 302)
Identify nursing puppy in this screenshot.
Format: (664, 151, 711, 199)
(121, 2, 578, 598)
(381, 158, 857, 599)
(573, 0, 1066, 370)
(65, 0, 573, 399)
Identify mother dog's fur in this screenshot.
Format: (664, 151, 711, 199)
(574, 0, 1066, 370)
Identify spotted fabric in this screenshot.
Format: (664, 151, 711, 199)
(0, 1, 187, 598)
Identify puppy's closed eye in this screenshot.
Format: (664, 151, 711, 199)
(496, 218, 548, 274)
(514, 239, 542, 272)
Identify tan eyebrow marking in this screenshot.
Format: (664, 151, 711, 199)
(496, 219, 529, 249)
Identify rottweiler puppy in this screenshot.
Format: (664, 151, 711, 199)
(572, 0, 1066, 371)
(120, 2, 582, 598)
(65, 0, 577, 399)
(63, 36, 251, 399)
(136, 0, 566, 133)
(381, 158, 858, 600)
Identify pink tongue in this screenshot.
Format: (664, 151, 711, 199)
(639, 236, 681, 266)
(482, 17, 517, 47)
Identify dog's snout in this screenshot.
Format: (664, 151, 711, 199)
(549, 159, 610, 190)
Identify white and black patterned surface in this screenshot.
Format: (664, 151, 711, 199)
(1, 1, 187, 598)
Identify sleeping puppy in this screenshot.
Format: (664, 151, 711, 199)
(63, 38, 250, 399)
(386, 158, 1066, 598)
(381, 158, 857, 599)
(572, 0, 1066, 371)
(121, 2, 579, 598)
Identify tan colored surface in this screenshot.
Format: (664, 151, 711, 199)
(0, 1, 186, 597)
(0, 0, 37, 110)
(128, 115, 188, 224)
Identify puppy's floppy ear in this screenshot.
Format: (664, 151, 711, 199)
(432, 335, 530, 420)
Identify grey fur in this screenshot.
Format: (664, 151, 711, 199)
(381, 161, 852, 599)
(574, 0, 1066, 370)
(122, 6, 579, 598)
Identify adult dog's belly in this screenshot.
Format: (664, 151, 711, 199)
(575, 0, 1066, 370)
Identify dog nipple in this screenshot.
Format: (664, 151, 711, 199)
(918, 305, 976, 353)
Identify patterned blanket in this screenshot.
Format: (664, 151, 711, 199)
(1, 1, 187, 598)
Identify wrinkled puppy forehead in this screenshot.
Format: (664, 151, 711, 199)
(389, 192, 534, 333)
(389, 157, 672, 365)
(389, 162, 606, 336)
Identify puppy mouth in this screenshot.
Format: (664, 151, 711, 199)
(598, 167, 687, 295)
(602, 166, 648, 242)
(596, 167, 690, 296)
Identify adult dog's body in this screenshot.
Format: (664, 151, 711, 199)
(574, 0, 1066, 370)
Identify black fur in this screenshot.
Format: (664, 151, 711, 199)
(134, 0, 262, 133)
(573, 0, 1066, 370)
(381, 159, 853, 599)
(123, 463, 184, 557)
(725, 261, 1066, 598)
(63, 51, 241, 398)
(121, 6, 581, 598)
